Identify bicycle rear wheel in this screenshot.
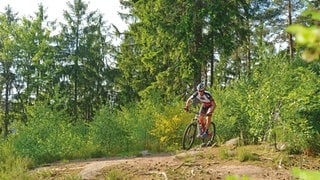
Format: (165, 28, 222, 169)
(182, 122, 197, 150)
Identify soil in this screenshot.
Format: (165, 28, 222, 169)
(33, 144, 320, 180)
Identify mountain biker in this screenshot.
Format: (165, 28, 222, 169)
(184, 83, 216, 138)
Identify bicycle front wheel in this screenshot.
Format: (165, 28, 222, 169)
(182, 122, 197, 150)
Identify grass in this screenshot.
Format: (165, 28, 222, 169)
(236, 147, 260, 162)
(218, 147, 236, 160)
(105, 169, 129, 180)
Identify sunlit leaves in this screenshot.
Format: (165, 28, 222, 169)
(213, 52, 320, 152)
(287, 25, 319, 46)
(287, 10, 320, 62)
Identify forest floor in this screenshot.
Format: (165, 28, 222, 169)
(33, 143, 320, 180)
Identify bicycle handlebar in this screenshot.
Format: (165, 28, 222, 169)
(183, 108, 199, 115)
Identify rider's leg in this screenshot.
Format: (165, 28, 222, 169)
(205, 106, 214, 132)
(198, 106, 206, 132)
(205, 115, 211, 131)
(198, 114, 205, 132)
(201, 114, 211, 138)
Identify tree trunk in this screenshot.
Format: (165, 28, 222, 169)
(210, 45, 214, 87)
(193, 0, 203, 88)
(4, 81, 10, 138)
(288, 0, 294, 61)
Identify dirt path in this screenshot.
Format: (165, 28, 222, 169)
(35, 146, 320, 180)
(34, 145, 319, 179)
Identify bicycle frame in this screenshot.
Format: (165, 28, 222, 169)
(182, 109, 216, 150)
(188, 110, 206, 133)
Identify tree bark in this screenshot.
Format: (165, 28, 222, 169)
(288, 0, 294, 61)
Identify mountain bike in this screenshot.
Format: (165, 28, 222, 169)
(182, 110, 216, 150)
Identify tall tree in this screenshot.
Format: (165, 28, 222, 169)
(0, 6, 18, 137)
(203, 0, 251, 85)
(118, 0, 251, 100)
(118, 0, 199, 99)
(57, 0, 112, 121)
(13, 4, 54, 118)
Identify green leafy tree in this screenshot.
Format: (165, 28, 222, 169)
(0, 6, 18, 138)
(12, 4, 55, 123)
(287, 9, 320, 62)
(118, 0, 251, 101)
(56, 0, 113, 121)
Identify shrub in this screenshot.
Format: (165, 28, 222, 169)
(236, 147, 260, 162)
(11, 104, 93, 165)
(0, 142, 32, 179)
(212, 54, 320, 154)
(89, 106, 130, 155)
(150, 102, 190, 151)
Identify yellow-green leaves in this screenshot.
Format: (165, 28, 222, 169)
(287, 25, 319, 46)
(286, 10, 320, 62)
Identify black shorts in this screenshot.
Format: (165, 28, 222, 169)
(200, 105, 213, 116)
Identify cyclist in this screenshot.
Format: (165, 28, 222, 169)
(184, 83, 216, 138)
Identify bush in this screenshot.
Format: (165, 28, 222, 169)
(89, 106, 130, 155)
(11, 104, 94, 165)
(212, 54, 320, 154)
(150, 102, 190, 151)
(0, 142, 32, 179)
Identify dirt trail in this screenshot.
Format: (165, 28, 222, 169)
(35, 145, 319, 179)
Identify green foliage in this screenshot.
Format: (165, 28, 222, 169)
(118, 0, 251, 100)
(212, 52, 320, 153)
(11, 104, 95, 165)
(225, 176, 249, 180)
(279, 66, 320, 153)
(117, 91, 169, 152)
(93, 90, 190, 153)
(0, 142, 32, 179)
(57, 0, 112, 121)
(117, 102, 158, 152)
(287, 10, 320, 62)
(218, 148, 235, 160)
(236, 148, 260, 162)
(212, 85, 250, 143)
(150, 102, 190, 151)
(89, 106, 130, 155)
(291, 168, 320, 180)
(105, 169, 129, 180)
(2, 52, 318, 169)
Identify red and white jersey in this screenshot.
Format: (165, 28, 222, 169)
(188, 91, 214, 107)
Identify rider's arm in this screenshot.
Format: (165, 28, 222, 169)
(185, 98, 192, 108)
(211, 99, 217, 113)
(208, 95, 217, 115)
(185, 93, 196, 111)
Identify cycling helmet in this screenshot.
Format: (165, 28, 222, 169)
(196, 83, 205, 91)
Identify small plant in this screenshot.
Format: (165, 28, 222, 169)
(0, 142, 33, 179)
(236, 148, 260, 162)
(183, 156, 197, 164)
(32, 170, 81, 180)
(33, 170, 55, 179)
(218, 148, 235, 160)
(105, 169, 129, 180)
